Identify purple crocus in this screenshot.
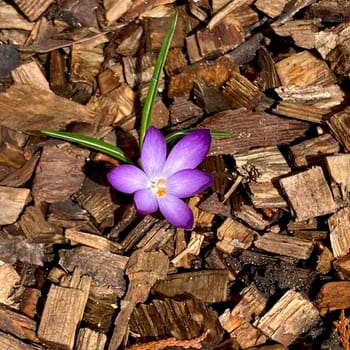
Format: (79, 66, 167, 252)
(107, 127, 212, 229)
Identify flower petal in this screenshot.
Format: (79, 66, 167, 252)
(162, 129, 211, 177)
(167, 169, 213, 198)
(107, 165, 148, 194)
(158, 194, 194, 229)
(141, 126, 167, 178)
(134, 189, 158, 215)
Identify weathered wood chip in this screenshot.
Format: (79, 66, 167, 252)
(33, 143, 89, 203)
(201, 109, 310, 156)
(0, 264, 20, 305)
(328, 107, 350, 152)
(0, 186, 30, 225)
(0, 331, 44, 350)
(0, 85, 95, 132)
(13, 0, 55, 21)
(279, 166, 337, 221)
(326, 154, 350, 200)
(329, 207, 350, 259)
(75, 328, 107, 350)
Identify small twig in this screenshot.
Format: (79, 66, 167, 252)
(222, 175, 243, 203)
(126, 330, 209, 350)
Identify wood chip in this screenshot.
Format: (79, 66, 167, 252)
(153, 270, 230, 303)
(254, 0, 289, 18)
(316, 281, 350, 315)
(13, 0, 55, 21)
(0, 330, 44, 350)
(329, 207, 350, 258)
(0, 1, 34, 30)
(0, 84, 95, 132)
(289, 133, 340, 167)
(275, 50, 336, 87)
(32, 143, 89, 203)
(326, 154, 350, 200)
(217, 218, 258, 254)
(328, 107, 350, 151)
(0, 264, 20, 305)
(219, 284, 267, 348)
(248, 182, 287, 209)
(279, 166, 337, 221)
(0, 186, 30, 225)
(255, 290, 319, 346)
(75, 328, 107, 350)
(254, 232, 314, 260)
(201, 109, 310, 156)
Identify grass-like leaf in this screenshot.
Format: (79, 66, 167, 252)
(165, 129, 232, 144)
(41, 130, 133, 164)
(139, 13, 178, 146)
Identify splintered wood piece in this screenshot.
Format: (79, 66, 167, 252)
(188, 196, 215, 228)
(207, 0, 253, 30)
(38, 276, 91, 350)
(153, 270, 230, 303)
(289, 134, 340, 167)
(328, 107, 350, 151)
(273, 101, 331, 124)
(279, 166, 337, 221)
(116, 25, 143, 56)
(248, 182, 287, 209)
(316, 245, 333, 275)
(76, 178, 118, 227)
(135, 221, 175, 252)
(255, 290, 319, 346)
(272, 19, 320, 49)
(170, 97, 204, 129)
(0, 331, 44, 350)
(201, 109, 310, 156)
(168, 56, 235, 99)
(19, 205, 63, 243)
(13, 0, 55, 21)
(254, 0, 288, 18)
(275, 51, 336, 87)
(11, 61, 50, 91)
(164, 48, 187, 76)
(130, 298, 223, 347)
(217, 218, 258, 254)
(98, 67, 122, 96)
(89, 83, 135, 128)
(109, 250, 169, 349)
(0, 264, 20, 305)
(171, 232, 204, 267)
(275, 84, 344, 109)
(309, 0, 350, 23)
(70, 35, 108, 86)
(0, 186, 30, 225)
(49, 50, 72, 97)
(256, 47, 280, 91)
(143, 16, 185, 51)
(219, 284, 267, 348)
(334, 254, 350, 279)
(196, 20, 244, 60)
(104, 0, 132, 24)
(329, 207, 350, 258)
(60, 246, 128, 298)
(33, 143, 89, 203)
(234, 146, 290, 183)
(65, 229, 122, 253)
(316, 281, 350, 314)
(0, 84, 95, 132)
(0, 153, 40, 187)
(326, 154, 350, 200)
(75, 328, 107, 350)
(193, 81, 234, 114)
(223, 71, 262, 109)
(0, 304, 38, 342)
(315, 23, 350, 59)
(234, 203, 269, 231)
(0, 142, 25, 168)
(0, 1, 33, 30)
(152, 98, 170, 129)
(254, 232, 314, 260)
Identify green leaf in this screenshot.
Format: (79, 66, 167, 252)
(139, 12, 178, 146)
(165, 129, 233, 144)
(41, 130, 133, 164)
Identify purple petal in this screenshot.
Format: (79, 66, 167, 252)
(162, 129, 211, 177)
(158, 194, 194, 229)
(141, 126, 167, 178)
(167, 169, 213, 198)
(134, 189, 158, 215)
(107, 165, 148, 194)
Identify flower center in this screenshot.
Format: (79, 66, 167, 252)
(150, 177, 167, 197)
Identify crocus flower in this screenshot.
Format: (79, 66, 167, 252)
(107, 126, 212, 229)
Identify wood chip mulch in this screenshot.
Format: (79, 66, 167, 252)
(1, 0, 350, 349)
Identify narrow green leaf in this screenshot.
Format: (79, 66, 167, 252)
(41, 130, 133, 164)
(139, 13, 178, 146)
(165, 129, 233, 144)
